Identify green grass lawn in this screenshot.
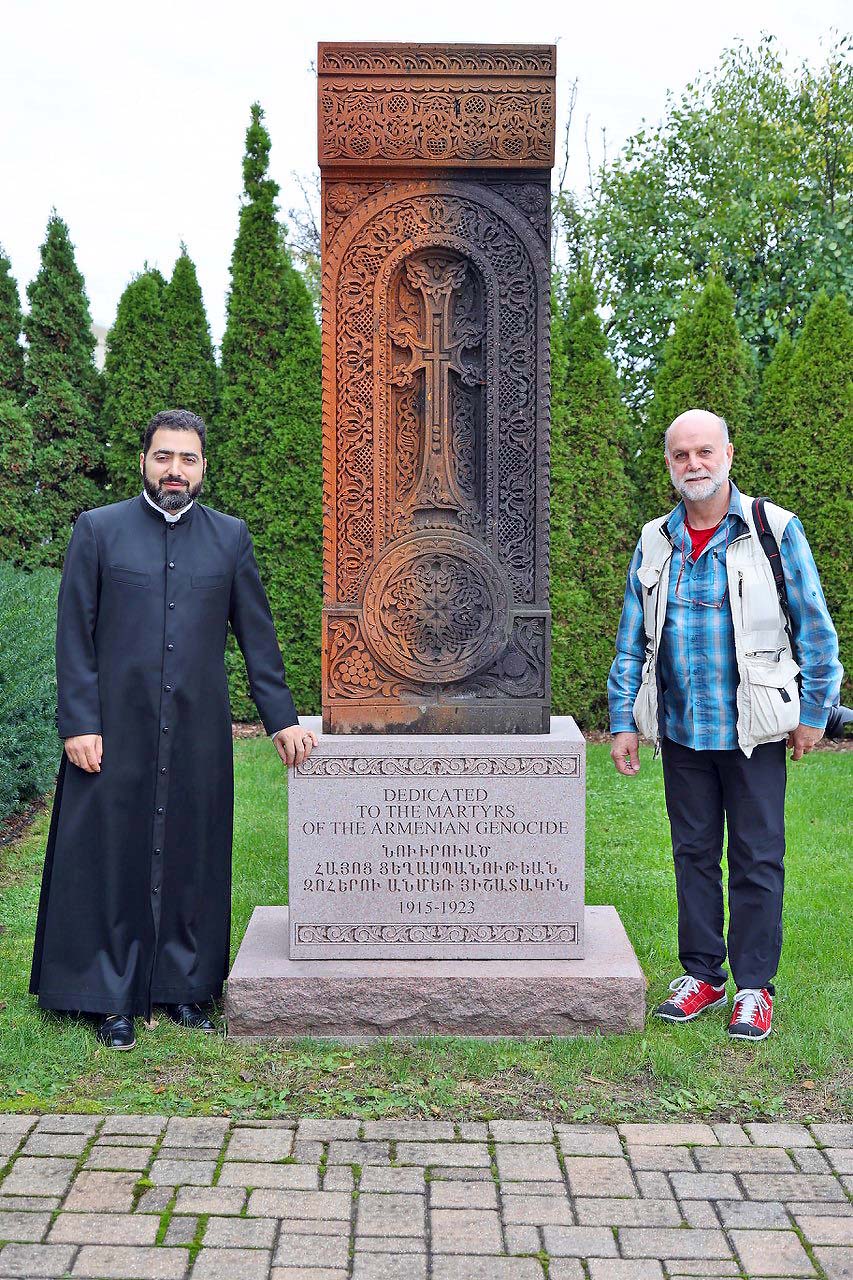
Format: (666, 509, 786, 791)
(1, 740, 850, 1121)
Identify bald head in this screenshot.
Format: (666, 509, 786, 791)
(664, 410, 729, 457)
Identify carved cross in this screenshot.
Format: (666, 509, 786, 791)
(390, 256, 483, 521)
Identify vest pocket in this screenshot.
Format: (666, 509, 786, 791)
(743, 654, 800, 743)
(632, 660, 658, 742)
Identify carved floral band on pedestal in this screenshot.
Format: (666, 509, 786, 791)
(295, 923, 579, 945)
(295, 755, 581, 778)
(319, 46, 556, 76)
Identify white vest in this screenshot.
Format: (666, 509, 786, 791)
(632, 493, 800, 757)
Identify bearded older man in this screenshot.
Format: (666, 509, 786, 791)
(608, 409, 842, 1040)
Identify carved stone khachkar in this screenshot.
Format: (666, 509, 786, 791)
(320, 42, 555, 733)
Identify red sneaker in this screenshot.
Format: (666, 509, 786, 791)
(654, 975, 728, 1022)
(728, 988, 773, 1040)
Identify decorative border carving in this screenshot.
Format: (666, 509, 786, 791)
(296, 754, 581, 778)
(295, 922, 579, 944)
(319, 45, 556, 76)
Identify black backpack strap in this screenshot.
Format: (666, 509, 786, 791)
(752, 496, 793, 633)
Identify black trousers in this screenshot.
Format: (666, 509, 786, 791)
(660, 737, 787, 991)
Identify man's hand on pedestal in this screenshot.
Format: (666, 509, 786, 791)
(787, 723, 823, 761)
(610, 731, 640, 776)
(274, 725, 319, 769)
(65, 734, 103, 773)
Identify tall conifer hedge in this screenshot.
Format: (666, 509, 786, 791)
(550, 275, 635, 728)
(215, 103, 322, 716)
(0, 250, 32, 565)
(163, 248, 219, 424)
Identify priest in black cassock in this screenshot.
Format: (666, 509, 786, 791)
(30, 409, 317, 1050)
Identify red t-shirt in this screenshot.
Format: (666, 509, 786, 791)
(686, 519, 723, 561)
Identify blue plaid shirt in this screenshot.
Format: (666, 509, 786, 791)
(608, 483, 843, 750)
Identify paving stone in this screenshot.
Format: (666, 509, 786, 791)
(173, 1186, 245, 1215)
(504, 1224, 540, 1252)
(793, 1148, 833, 1173)
(204, 1215, 277, 1247)
(323, 1166, 355, 1191)
(276, 1233, 350, 1268)
(618, 1123, 717, 1146)
(716, 1199, 790, 1228)
(679, 1199, 720, 1227)
(273, 1218, 351, 1236)
(455, 1124, 489, 1141)
(0, 1242, 76, 1276)
(100, 1115, 167, 1136)
(502, 1180, 565, 1197)
(99, 1134, 160, 1148)
(362, 1121, 454, 1141)
(35, 1114, 100, 1135)
(795, 1215, 853, 1245)
(357, 1193, 425, 1237)
(501, 1192, 572, 1225)
(217, 1162, 318, 1189)
(396, 1142, 489, 1168)
(0, 1195, 59, 1213)
(351, 1256, 427, 1279)
(811, 1124, 853, 1146)
(431, 1260, 542, 1279)
(746, 1122, 815, 1147)
(161, 1117, 229, 1148)
(624, 1145, 694, 1171)
(0, 1137, 24, 1158)
(695, 1145, 795, 1172)
(271, 1270, 347, 1280)
(586, 1264, 664, 1280)
(547, 1264, 585, 1280)
(238, 1121, 297, 1130)
(296, 1119, 360, 1141)
(327, 1141, 390, 1166)
(72, 1244, 188, 1277)
(359, 1168, 424, 1194)
(542, 1224, 618, 1256)
(556, 1126, 622, 1157)
(430, 1208, 503, 1254)
(245, 1189, 351, 1219)
(667, 1266, 740, 1277)
(813, 1245, 853, 1279)
(0, 1211, 50, 1242)
(618, 1227, 732, 1259)
(431, 1166, 493, 1181)
(670, 1172, 741, 1199)
(292, 1141, 324, 1164)
(633, 1171, 673, 1199)
(85, 1144, 152, 1171)
(787, 1201, 853, 1217)
(826, 1148, 853, 1174)
(0, 1119, 36, 1136)
(741, 1173, 846, 1201)
(20, 1132, 89, 1157)
(0, 1157, 76, 1197)
(161, 1147, 221, 1162)
(575, 1198, 681, 1226)
(355, 1238, 426, 1254)
(149, 1157, 216, 1186)
(191, 1248, 272, 1279)
(136, 1187, 174, 1213)
(49, 1211, 159, 1244)
(490, 1121, 554, 1143)
(429, 1181, 495, 1209)
(224, 1128, 293, 1161)
(564, 1156, 637, 1198)
(711, 1123, 751, 1146)
(163, 1217, 197, 1245)
(495, 1143, 562, 1182)
(730, 1227, 816, 1275)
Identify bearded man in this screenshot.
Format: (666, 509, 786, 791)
(30, 408, 317, 1050)
(608, 409, 841, 1040)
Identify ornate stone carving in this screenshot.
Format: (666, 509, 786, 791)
(296, 754, 581, 778)
(295, 923, 579, 945)
(320, 45, 555, 733)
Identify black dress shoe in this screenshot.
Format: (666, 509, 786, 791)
(162, 1002, 216, 1032)
(96, 1014, 136, 1050)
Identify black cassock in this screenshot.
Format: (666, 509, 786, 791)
(30, 495, 298, 1018)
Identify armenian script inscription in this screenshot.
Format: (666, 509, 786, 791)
(319, 44, 556, 733)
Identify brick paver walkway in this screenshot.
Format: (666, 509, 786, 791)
(0, 1115, 850, 1279)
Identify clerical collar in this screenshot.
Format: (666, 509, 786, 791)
(143, 489, 194, 523)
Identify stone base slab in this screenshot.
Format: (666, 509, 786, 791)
(225, 905, 646, 1038)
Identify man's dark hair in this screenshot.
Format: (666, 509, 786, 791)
(142, 409, 207, 457)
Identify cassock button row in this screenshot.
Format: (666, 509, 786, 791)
(167, 643, 174, 651)
(154, 848, 161, 855)
(156, 807, 164, 815)
(162, 726, 169, 734)
(168, 561, 175, 569)
(164, 684, 172, 692)
(160, 767, 167, 774)
(152, 886, 159, 894)
(168, 601, 176, 609)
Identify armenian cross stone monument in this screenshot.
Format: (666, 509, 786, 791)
(225, 44, 645, 1036)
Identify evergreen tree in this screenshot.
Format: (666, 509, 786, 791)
(163, 247, 219, 422)
(550, 273, 636, 727)
(0, 248, 24, 400)
(641, 272, 755, 517)
(24, 213, 102, 567)
(216, 103, 322, 716)
(102, 268, 170, 499)
(740, 331, 796, 496)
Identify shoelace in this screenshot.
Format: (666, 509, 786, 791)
(732, 988, 769, 1024)
(668, 975, 704, 1005)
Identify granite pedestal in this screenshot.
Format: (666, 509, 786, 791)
(225, 904, 645, 1038)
